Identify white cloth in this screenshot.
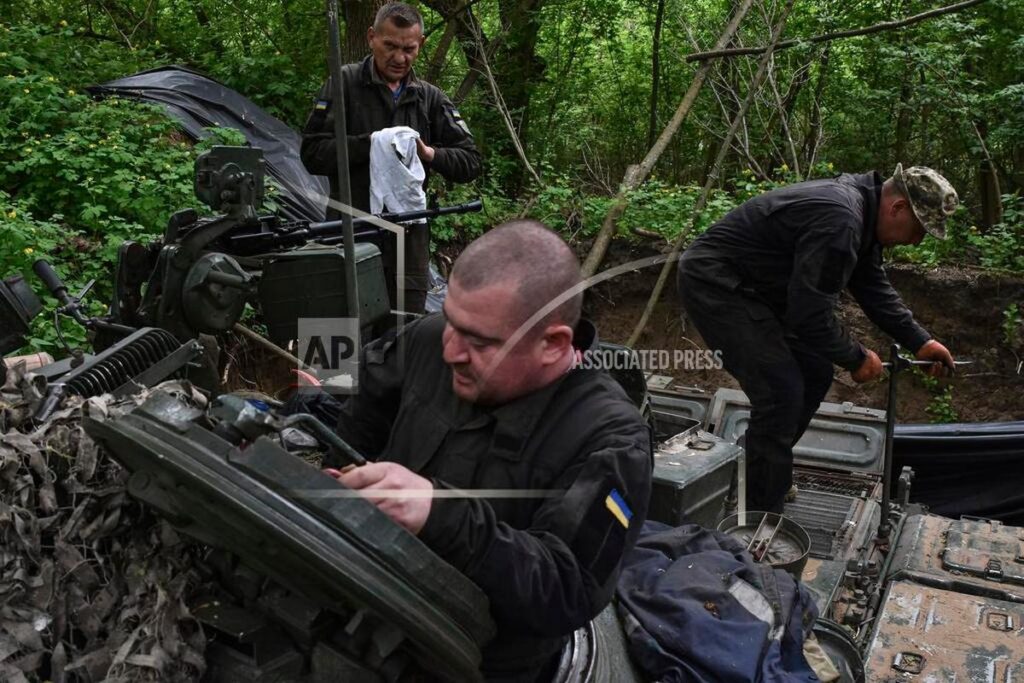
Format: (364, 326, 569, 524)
(369, 126, 427, 221)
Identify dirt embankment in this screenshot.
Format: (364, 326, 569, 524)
(587, 243, 1024, 423)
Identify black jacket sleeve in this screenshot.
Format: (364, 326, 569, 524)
(300, 76, 372, 176)
(423, 87, 482, 183)
(333, 324, 411, 460)
(847, 246, 931, 353)
(785, 222, 866, 370)
(418, 411, 652, 637)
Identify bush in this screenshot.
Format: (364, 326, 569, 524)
(0, 24, 252, 354)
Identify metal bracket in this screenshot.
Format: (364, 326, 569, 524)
(986, 611, 1015, 632)
(892, 651, 926, 674)
(987, 558, 1004, 579)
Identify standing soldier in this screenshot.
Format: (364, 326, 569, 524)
(301, 2, 481, 313)
(678, 165, 958, 513)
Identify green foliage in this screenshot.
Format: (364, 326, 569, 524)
(893, 193, 1024, 272)
(915, 369, 960, 424)
(925, 385, 959, 424)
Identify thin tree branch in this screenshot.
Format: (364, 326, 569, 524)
(767, 55, 801, 176)
(686, 0, 989, 62)
(466, 18, 543, 187)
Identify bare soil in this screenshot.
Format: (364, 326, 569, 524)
(588, 243, 1024, 423)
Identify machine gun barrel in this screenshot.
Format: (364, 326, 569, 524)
(224, 199, 484, 254)
(311, 198, 484, 235)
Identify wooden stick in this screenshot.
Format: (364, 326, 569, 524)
(686, 0, 989, 62)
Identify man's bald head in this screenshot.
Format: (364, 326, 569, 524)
(450, 220, 583, 332)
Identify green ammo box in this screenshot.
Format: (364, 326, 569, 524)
(258, 243, 390, 347)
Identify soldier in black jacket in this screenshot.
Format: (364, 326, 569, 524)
(328, 221, 652, 681)
(678, 165, 958, 513)
(301, 2, 481, 313)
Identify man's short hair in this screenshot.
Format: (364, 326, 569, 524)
(374, 2, 424, 31)
(451, 220, 583, 331)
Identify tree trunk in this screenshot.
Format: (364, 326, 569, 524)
(425, 7, 460, 82)
(647, 0, 667, 150)
(975, 119, 1004, 228)
(801, 44, 830, 171)
(893, 23, 914, 166)
(495, 0, 547, 191)
(341, 0, 383, 63)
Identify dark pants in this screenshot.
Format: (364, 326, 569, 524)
(678, 265, 834, 513)
(378, 223, 430, 314)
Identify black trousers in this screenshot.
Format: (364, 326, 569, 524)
(678, 265, 835, 513)
(378, 222, 430, 314)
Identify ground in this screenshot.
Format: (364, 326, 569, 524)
(590, 242, 1024, 423)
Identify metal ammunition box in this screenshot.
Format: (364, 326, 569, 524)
(648, 386, 713, 441)
(888, 514, 1024, 604)
(708, 388, 887, 473)
(258, 242, 390, 347)
(865, 581, 1024, 681)
(648, 426, 743, 529)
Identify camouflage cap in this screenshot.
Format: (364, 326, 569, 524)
(891, 163, 958, 240)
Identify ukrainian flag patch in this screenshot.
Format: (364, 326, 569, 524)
(314, 99, 329, 111)
(605, 488, 632, 528)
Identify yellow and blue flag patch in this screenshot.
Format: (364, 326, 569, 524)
(314, 99, 329, 111)
(605, 488, 633, 529)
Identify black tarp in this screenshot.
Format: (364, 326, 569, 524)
(894, 421, 1024, 525)
(88, 66, 329, 223)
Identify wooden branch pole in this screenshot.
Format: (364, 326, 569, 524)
(580, 0, 756, 278)
(626, 0, 795, 348)
(686, 0, 989, 62)
(468, 19, 543, 187)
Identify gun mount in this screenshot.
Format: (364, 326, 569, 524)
(106, 145, 482, 351)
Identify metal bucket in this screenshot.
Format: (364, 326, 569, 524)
(717, 511, 811, 577)
(812, 619, 865, 683)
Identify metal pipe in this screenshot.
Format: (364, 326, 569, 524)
(326, 0, 360, 319)
(878, 343, 900, 539)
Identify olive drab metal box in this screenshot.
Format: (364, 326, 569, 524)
(647, 424, 743, 530)
(257, 243, 390, 347)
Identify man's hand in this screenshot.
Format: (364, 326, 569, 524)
(327, 462, 433, 535)
(916, 339, 955, 377)
(416, 138, 435, 163)
(851, 348, 883, 383)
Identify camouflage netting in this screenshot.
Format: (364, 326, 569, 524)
(1, 364, 210, 682)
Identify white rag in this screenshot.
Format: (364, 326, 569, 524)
(369, 126, 427, 222)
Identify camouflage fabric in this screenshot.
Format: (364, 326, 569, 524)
(892, 163, 959, 240)
(0, 367, 210, 683)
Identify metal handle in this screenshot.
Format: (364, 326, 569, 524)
(32, 260, 70, 304)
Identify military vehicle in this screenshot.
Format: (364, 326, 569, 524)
(8, 244, 1024, 680)
(4, 0, 1021, 672)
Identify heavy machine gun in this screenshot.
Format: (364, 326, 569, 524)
(105, 145, 482, 351)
